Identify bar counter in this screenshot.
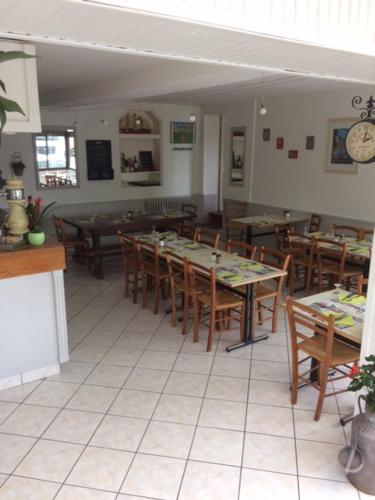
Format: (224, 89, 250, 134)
(0, 239, 68, 390)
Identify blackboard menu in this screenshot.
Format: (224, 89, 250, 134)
(86, 140, 114, 180)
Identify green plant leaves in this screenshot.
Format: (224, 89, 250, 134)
(0, 51, 36, 63)
(0, 96, 25, 114)
(0, 79, 5, 93)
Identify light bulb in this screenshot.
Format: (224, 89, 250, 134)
(135, 117, 142, 126)
(259, 105, 267, 115)
(189, 113, 197, 122)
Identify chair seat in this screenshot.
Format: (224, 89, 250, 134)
(299, 336, 360, 366)
(254, 283, 277, 300)
(321, 260, 363, 277)
(198, 289, 244, 309)
(143, 262, 169, 278)
(64, 236, 88, 248)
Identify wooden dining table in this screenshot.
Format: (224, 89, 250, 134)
(135, 231, 287, 351)
(63, 211, 193, 279)
(230, 213, 309, 245)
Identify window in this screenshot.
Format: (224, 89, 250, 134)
(33, 128, 79, 189)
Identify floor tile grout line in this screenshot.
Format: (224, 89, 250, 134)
(115, 304, 203, 498)
(174, 332, 221, 500)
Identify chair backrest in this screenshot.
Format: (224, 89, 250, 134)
(315, 238, 346, 280)
(186, 258, 215, 308)
(223, 200, 247, 221)
(118, 230, 138, 266)
(136, 240, 161, 277)
(309, 214, 321, 233)
(194, 227, 220, 248)
(226, 239, 257, 260)
(286, 296, 335, 364)
(288, 234, 315, 264)
(333, 224, 362, 239)
(274, 224, 293, 251)
(53, 216, 66, 245)
(360, 227, 374, 241)
(177, 220, 196, 240)
(357, 275, 368, 295)
(165, 253, 188, 296)
(259, 246, 291, 293)
(181, 203, 197, 217)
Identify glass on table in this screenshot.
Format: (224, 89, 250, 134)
(334, 283, 344, 295)
(232, 252, 239, 264)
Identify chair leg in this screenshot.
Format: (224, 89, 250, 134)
(272, 297, 279, 333)
(291, 350, 299, 405)
(124, 256, 129, 298)
(182, 293, 189, 335)
(171, 289, 177, 327)
(289, 264, 295, 295)
(142, 272, 148, 309)
(133, 268, 139, 304)
(206, 309, 216, 352)
(240, 304, 245, 341)
(314, 362, 329, 421)
(305, 265, 312, 296)
(154, 277, 160, 315)
(193, 300, 200, 343)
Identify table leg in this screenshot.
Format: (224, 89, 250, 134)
(226, 283, 269, 352)
(246, 225, 253, 245)
(91, 229, 104, 280)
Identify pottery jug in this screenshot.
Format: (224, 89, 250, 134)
(348, 397, 375, 495)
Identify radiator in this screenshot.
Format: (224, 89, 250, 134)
(144, 197, 194, 214)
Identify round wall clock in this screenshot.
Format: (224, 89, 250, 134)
(345, 119, 375, 164)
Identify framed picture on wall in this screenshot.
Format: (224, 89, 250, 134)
(262, 128, 270, 141)
(170, 121, 196, 144)
(326, 118, 358, 174)
(306, 136, 315, 150)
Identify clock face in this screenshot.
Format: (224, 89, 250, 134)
(346, 120, 375, 163)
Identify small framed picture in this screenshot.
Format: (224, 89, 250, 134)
(306, 136, 315, 150)
(262, 128, 270, 141)
(276, 137, 284, 149)
(288, 150, 298, 159)
(326, 118, 358, 174)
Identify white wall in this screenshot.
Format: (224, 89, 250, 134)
(205, 99, 255, 204)
(0, 103, 203, 207)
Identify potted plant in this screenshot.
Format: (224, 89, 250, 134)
(26, 196, 57, 246)
(0, 50, 36, 132)
(348, 355, 375, 418)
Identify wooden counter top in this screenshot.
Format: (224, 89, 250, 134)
(0, 239, 65, 280)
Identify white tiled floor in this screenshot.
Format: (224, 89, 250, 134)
(0, 263, 364, 499)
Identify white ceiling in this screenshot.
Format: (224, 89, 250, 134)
(0, 0, 374, 107)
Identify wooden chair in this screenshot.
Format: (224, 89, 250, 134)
(356, 275, 368, 295)
(360, 227, 374, 241)
(315, 239, 363, 291)
(181, 203, 197, 218)
(53, 216, 89, 264)
(165, 253, 190, 335)
(223, 200, 247, 241)
(187, 260, 245, 352)
(177, 220, 196, 240)
(226, 239, 257, 260)
(118, 231, 141, 303)
(333, 224, 362, 239)
(194, 227, 220, 248)
(309, 214, 322, 233)
(254, 247, 291, 333)
(274, 224, 293, 252)
(137, 241, 169, 315)
(288, 234, 317, 296)
(286, 297, 360, 421)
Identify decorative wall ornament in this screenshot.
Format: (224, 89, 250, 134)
(306, 136, 315, 150)
(276, 137, 284, 149)
(288, 150, 298, 159)
(262, 128, 270, 141)
(326, 118, 357, 174)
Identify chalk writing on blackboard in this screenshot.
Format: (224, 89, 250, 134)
(86, 140, 114, 180)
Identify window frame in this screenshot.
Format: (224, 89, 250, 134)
(32, 126, 80, 190)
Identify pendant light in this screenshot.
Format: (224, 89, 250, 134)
(259, 75, 267, 116)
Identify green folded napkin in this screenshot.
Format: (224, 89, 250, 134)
(339, 293, 366, 305)
(184, 243, 199, 249)
(218, 272, 242, 282)
(240, 262, 262, 271)
(349, 247, 368, 255)
(336, 315, 355, 327)
(322, 310, 342, 318)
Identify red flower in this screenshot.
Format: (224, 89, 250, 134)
(350, 363, 361, 378)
